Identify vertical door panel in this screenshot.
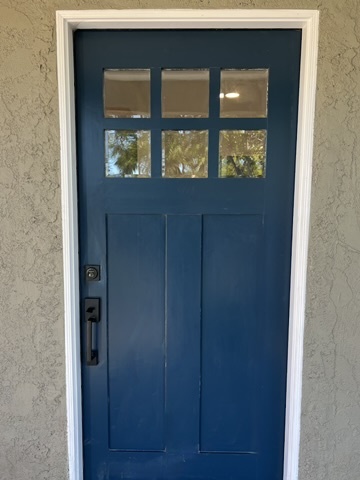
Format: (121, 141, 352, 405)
(200, 215, 263, 453)
(165, 215, 202, 453)
(107, 214, 165, 451)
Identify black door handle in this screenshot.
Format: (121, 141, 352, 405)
(85, 298, 100, 366)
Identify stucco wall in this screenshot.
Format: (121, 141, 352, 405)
(0, 1, 359, 479)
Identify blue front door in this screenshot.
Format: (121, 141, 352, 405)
(75, 29, 301, 480)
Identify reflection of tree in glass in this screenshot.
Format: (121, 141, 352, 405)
(106, 130, 150, 177)
(105, 129, 265, 179)
(220, 130, 266, 178)
(163, 130, 208, 178)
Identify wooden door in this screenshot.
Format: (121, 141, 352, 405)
(75, 29, 301, 480)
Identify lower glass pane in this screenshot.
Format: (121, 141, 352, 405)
(162, 130, 208, 178)
(105, 130, 151, 178)
(219, 130, 267, 178)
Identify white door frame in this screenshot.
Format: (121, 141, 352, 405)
(56, 9, 319, 480)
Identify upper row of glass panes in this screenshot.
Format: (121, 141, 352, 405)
(104, 69, 269, 119)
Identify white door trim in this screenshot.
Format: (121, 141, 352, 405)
(56, 9, 319, 480)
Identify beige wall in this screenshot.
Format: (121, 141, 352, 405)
(0, 1, 359, 479)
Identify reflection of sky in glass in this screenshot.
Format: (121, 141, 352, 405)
(106, 155, 119, 176)
(105, 131, 119, 176)
(105, 130, 151, 178)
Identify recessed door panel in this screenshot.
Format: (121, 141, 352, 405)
(107, 215, 165, 451)
(201, 215, 263, 453)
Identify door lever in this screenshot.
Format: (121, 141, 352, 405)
(85, 298, 100, 366)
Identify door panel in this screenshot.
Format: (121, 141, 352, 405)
(75, 29, 301, 480)
(108, 214, 165, 451)
(200, 215, 262, 453)
(165, 215, 202, 453)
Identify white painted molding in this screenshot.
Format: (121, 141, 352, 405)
(283, 11, 319, 480)
(56, 9, 319, 480)
(56, 12, 83, 480)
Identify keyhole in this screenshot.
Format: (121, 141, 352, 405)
(85, 266, 100, 281)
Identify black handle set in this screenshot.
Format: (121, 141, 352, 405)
(85, 298, 100, 366)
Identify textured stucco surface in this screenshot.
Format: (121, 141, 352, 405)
(0, 1, 360, 479)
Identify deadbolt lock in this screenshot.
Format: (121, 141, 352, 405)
(85, 265, 100, 282)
